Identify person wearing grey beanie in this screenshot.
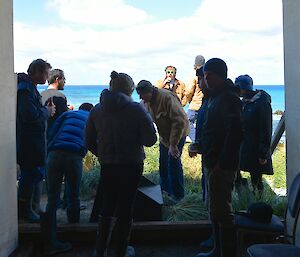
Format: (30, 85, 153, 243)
(185, 55, 206, 143)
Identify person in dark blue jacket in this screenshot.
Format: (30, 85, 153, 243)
(235, 75, 273, 194)
(41, 103, 93, 256)
(17, 59, 55, 223)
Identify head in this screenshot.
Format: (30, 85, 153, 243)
(79, 102, 94, 111)
(27, 59, 52, 85)
(235, 74, 254, 97)
(196, 66, 207, 92)
(48, 69, 66, 90)
(109, 71, 135, 96)
(165, 65, 177, 80)
(136, 80, 155, 103)
(203, 58, 227, 91)
(194, 55, 205, 70)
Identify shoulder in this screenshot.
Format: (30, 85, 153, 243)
(17, 81, 34, 93)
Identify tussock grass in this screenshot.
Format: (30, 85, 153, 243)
(80, 143, 287, 220)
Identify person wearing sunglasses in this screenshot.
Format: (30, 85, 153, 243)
(155, 65, 187, 106)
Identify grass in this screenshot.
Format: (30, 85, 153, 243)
(80, 142, 287, 220)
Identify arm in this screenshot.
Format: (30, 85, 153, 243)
(84, 110, 98, 156)
(155, 79, 166, 89)
(258, 99, 272, 159)
(179, 81, 188, 106)
(185, 77, 197, 103)
(18, 89, 49, 123)
(168, 96, 188, 147)
(218, 96, 242, 169)
(138, 105, 157, 147)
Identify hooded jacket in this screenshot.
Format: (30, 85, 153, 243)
(201, 79, 242, 170)
(239, 90, 273, 174)
(16, 73, 49, 168)
(47, 110, 90, 157)
(85, 89, 157, 164)
(143, 88, 190, 148)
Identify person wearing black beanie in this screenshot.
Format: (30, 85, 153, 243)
(197, 58, 242, 257)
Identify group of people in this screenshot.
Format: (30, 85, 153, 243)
(16, 55, 273, 257)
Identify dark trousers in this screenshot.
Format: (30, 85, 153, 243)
(99, 163, 143, 222)
(46, 150, 83, 222)
(159, 137, 185, 199)
(18, 166, 44, 200)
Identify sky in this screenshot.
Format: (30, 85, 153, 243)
(13, 0, 284, 85)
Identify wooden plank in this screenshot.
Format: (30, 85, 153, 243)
(18, 220, 211, 243)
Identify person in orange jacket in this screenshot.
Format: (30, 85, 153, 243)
(155, 65, 187, 106)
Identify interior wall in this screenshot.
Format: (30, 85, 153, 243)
(282, 0, 300, 243)
(0, 0, 18, 256)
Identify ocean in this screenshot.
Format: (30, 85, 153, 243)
(37, 85, 285, 112)
(38, 84, 285, 139)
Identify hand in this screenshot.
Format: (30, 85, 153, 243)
(258, 158, 267, 165)
(169, 145, 180, 159)
(188, 151, 197, 158)
(163, 77, 172, 85)
(68, 104, 75, 110)
(47, 105, 56, 117)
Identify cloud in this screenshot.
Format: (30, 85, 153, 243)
(14, 0, 284, 85)
(46, 0, 151, 28)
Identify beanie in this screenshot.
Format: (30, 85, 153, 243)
(194, 55, 205, 69)
(109, 71, 135, 96)
(235, 75, 253, 91)
(136, 80, 154, 94)
(203, 58, 227, 79)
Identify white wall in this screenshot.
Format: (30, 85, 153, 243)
(282, 0, 300, 243)
(0, 0, 18, 256)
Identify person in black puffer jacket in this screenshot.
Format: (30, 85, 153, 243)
(235, 75, 273, 194)
(85, 71, 157, 257)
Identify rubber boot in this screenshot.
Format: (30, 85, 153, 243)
(18, 197, 40, 223)
(32, 181, 43, 214)
(40, 212, 72, 256)
(92, 216, 116, 257)
(115, 220, 135, 257)
(219, 225, 236, 257)
(199, 235, 214, 252)
(196, 223, 220, 257)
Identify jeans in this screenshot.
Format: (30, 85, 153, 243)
(187, 109, 198, 142)
(18, 166, 45, 200)
(46, 150, 83, 223)
(99, 163, 143, 222)
(159, 137, 185, 200)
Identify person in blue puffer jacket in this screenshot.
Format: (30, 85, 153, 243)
(41, 103, 93, 256)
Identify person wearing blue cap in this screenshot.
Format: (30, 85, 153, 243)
(235, 75, 273, 194)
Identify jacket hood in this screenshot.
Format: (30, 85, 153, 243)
(225, 78, 240, 95)
(247, 90, 271, 104)
(17, 73, 31, 84)
(100, 89, 132, 112)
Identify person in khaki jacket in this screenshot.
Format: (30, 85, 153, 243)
(136, 80, 190, 202)
(155, 65, 187, 106)
(185, 55, 205, 142)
